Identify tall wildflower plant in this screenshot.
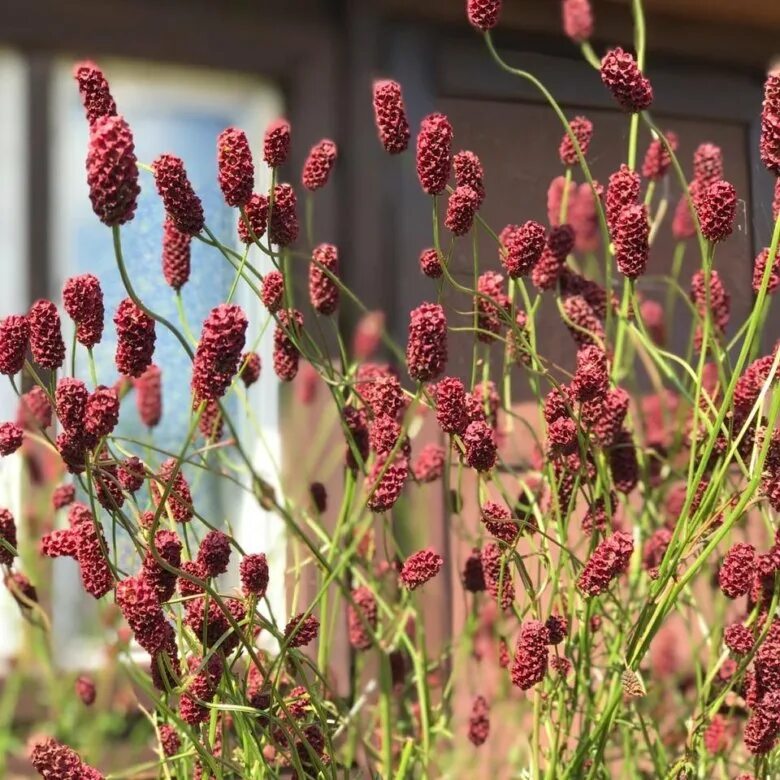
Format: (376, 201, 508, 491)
(1, 1, 780, 777)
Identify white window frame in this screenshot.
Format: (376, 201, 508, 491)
(0, 49, 28, 668)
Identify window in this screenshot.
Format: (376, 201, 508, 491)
(49, 59, 286, 664)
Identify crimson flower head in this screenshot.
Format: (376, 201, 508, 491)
(268, 183, 299, 246)
(500, 221, 546, 277)
(0, 314, 28, 376)
(547, 225, 575, 263)
(481, 501, 518, 544)
(366, 454, 408, 512)
(562, 0, 593, 43)
(718, 542, 756, 598)
(453, 150, 486, 207)
(135, 364, 162, 427)
(690, 269, 730, 347)
(400, 547, 443, 590)
(29, 736, 104, 780)
(310, 481, 327, 512)
(240, 351, 261, 387)
(353, 310, 385, 360)
(159, 725, 180, 758)
(217, 127, 254, 207)
(406, 302, 448, 382)
(559, 116, 593, 166)
(0, 422, 23, 457)
(72, 507, 115, 598)
(348, 585, 378, 650)
(416, 113, 453, 195)
(52, 483, 75, 509)
(614, 204, 650, 279)
(445, 185, 479, 236)
(463, 419, 497, 471)
(435, 376, 469, 435)
(63, 273, 104, 348)
(28, 300, 65, 370)
(468, 695, 490, 746)
(263, 118, 291, 168)
(753, 246, 780, 295)
(511, 620, 550, 690)
(605, 164, 640, 230)
(761, 73, 780, 174)
(114, 298, 156, 378)
(467, 0, 502, 31)
(476, 270, 509, 342)
(273, 308, 304, 382)
(196, 529, 232, 577)
(191, 304, 248, 401)
(55, 378, 88, 435)
(118, 456, 145, 493)
(116, 574, 169, 653)
(577, 530, 634, 596)
(419, 247, 443, 278)
(672, 193, 697, 240)
(73, 60, 117, 125)
(161, 219, 191, 290)
(609, 430, 638, 494)
(571, 345, 609, 402)
(545, 614, 568, 645)
(543, 385, 570, 423)
(600, 47, 653, 112)
(0, 508, 17, 565)
(547, 416, 578, 456)
(561, 293, 604, 347)
(76, 675, 96, 706)
(462, 548, 485, 592)
(412, 443, 446, 483)
(309, 243, 340, 315)
(86, 114, 140, 226)
(724, 623, 754, 655)
(85, 385, 120, 438)
(642, 131, 677, 181)
(237, 193, 269, 244)
(285, 611, 320, 648)
(302, 139, 337, 191)
(152, 153, 204, 235)
(240, 552, 269, 597)
(697, 179, 737, 243)
(261, 270, 285, 314)
(373, 80, 410, 154)
(693, 143, 723, 188)
(154, 458, 194, 523)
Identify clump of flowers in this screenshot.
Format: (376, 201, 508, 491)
(5, 12, 780, 779)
